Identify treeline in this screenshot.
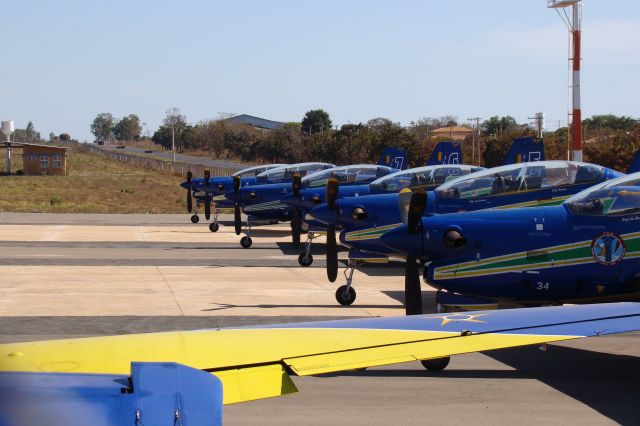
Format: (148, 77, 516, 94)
(89, 108, 639, 172)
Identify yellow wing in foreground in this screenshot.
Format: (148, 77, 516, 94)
(2, 303, 640, 404)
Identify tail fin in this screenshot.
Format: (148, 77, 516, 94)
(378, 146, 408, 170)
(627, 150, 640, 173)
(426, 141, 462, 165)
(502, 137, 545, 165)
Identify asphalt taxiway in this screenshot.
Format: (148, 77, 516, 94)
(0, 213, 638, 425)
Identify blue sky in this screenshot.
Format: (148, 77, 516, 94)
(2, 0, 639, 141)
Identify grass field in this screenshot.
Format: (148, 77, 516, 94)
(0, 146, 188, 213)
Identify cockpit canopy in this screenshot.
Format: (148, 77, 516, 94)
(565, 173, 640, 216)
(302, 165, 395, 188)
(255, 162, 335, 183)
(232, 164, 287, 178)
(370, 165, 484, 192)
(436, 161, 605, 199)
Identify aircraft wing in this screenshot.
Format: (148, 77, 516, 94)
(2, 303, 640, 407)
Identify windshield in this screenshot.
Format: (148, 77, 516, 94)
(256, 162, 335, 182)
(566, 186, 640, 216)
(370, 165, 483, 192)
(436, 161, 605, 199)
(565, 173, 640, 216)
(302, 165, 394, 188)
(232, 164, 287, 177)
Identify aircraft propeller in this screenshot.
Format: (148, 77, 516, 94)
(325, 177, 339, 282)
(400, 189, 427, 315)
(186, 171, 193, 213)
(233, 176, 242, 235)
(204, 169, 211, 220)
(290, 174, 302, 247)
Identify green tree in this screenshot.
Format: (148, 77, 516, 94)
(301, 109, 332, 134)
(59, 133, 71, 141)
(482, 116, 517, 137)
(583, 115, 637, 132)
(113, 114, 142, 141)
(91, 113, 115, 142)
(25, 121, 38, 142)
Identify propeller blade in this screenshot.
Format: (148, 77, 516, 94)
(233, 176, 241, 194)
(398, 188, 412, 224)
(186, 171, 193, 213)
(292, 174, 302, 197)
(404, 255, 422, 315)
(326, 178, 339, 210)
(204, 169, 210, 185)
(204, 196, 211, 220)
(291, 207, 301, 247)
(234, 204, 242, 235)
(407, 189, 427, 235)
(326, 224, 338, 282)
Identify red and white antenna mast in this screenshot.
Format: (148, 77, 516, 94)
(548, 0, 583, 161)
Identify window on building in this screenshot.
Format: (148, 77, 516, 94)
(53, 156, 62, 168)
(27, 155, 37, 161)
(40, 156, 49, 169)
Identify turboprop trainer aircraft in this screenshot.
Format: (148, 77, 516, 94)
(180, 164, 286, 231)
(308, 160, 623, 306)
(223, 147, 409, 248)
(380, 172, 640, 314)
(288, 163, 482, 266)
(239, 141, 469, 257)
(2, 302, 640, 425)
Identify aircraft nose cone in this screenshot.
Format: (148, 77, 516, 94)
(308, 204, 334, 225)
(380, 224, 421, 256)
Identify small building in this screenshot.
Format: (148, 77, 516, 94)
(431, 126, 474, 141)
(20, 143, 68, 175)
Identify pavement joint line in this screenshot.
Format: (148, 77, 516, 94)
(155, 265, 185, 316)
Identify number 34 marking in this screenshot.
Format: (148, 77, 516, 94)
(536, 282, 550, 290)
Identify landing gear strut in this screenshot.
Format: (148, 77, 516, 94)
(335, 259, 357, 305)
(239, 217, 253, 248)
(190, 202, 201, 223)
(208, 207, 220, 232)
(298, 232, 315, 267)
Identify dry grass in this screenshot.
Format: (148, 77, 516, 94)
(0, 146, 188, 213)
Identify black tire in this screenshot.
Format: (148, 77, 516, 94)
(209, 222, 219, 232)
(190, 215, 200, 224)
(298, 253, 313, 267)
(335, 285, 356, 306)
(240, 236, 253, 248)
(420, 357, 450, 371)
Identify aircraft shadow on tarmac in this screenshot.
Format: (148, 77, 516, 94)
(321, 345, 640, 424)
(201, 303, 403, 311)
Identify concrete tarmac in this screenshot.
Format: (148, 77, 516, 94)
(0, 213, 638, 425)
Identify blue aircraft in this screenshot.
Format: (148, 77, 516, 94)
(289, 163, 482, 266)
(380, 172, 640, 315)
(180, 164, 286, 231)
(241, 141, 467, 258)
(232, 164, 397, 248)
(223, 162, 336, 247)
(308, 160, 624, 306)
(224, 146, 411, 248)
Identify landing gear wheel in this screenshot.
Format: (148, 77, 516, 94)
(298, 253, 313, 267)
(190, 215, 199, 224)
(421, 357, 450, 371)
(240, 236, 253, 248)
(209, 222, 219, 232)
(335, 285, 356, 306)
